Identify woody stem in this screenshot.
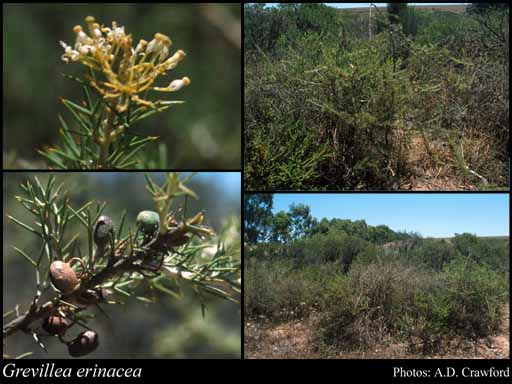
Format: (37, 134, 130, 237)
(98, 99, 119, 167)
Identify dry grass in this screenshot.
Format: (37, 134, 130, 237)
(245, 304, 510, 359)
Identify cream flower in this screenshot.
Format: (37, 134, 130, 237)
(153, 77, 191, 92)
(163, 50, 186, 70)
(59, 16, 190, 110)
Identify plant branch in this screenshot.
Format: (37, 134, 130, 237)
(3, 256, 137, 340)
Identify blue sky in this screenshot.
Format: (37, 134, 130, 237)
(265, 3, 467, 8)
(196, 172, 240, 196)
(272, 194, 509, 237)
(93, 172, 240, 197)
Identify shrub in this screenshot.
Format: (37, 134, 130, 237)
(439, 257, 508, 337)
(318, 259, 429, 350)
(316, 255, 508, 353)
(244, 257, 328, 321)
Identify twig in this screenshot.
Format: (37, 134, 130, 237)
(3, 257, 137, 340)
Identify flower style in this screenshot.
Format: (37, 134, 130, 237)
(59, 16, 190, 113)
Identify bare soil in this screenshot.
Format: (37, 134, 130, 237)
(245, 305, 509, 359)
(400, 133, 478, 191)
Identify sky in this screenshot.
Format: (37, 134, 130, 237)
(272, 194, 509, 237)
(264, 3, 464, 8)
(93, 172, 240, 198)
(321, 3, 464, 8)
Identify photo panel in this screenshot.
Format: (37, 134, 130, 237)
(243, 3, 509, 191)
(3, 172, 241, 359)
(244, 192, 509, 361)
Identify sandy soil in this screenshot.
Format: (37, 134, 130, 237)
(399, 133, 478, 191)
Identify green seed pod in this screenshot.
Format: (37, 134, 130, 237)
(68, 330, 99, 357)
(94, 215, 114, 247)
(136, 211, 160, 235)
(42, 316, 72, 336)
(49, 260, 79, 293)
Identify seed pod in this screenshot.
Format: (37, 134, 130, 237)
(163, 230, 190, 247)
(75, 288, 110, 306)
(49, 260, 79, 293)
(136, 211, 160, 235)
(68, 330, 99, 357)
(42, 316, 72, 336)
(94, 215, 114, 248)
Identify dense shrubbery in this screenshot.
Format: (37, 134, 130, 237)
(244, 257, 334, 320)
(244, 4, 509, 190)
(245, 230, 509, 354)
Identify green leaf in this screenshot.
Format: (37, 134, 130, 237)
(117, 210, 127, 240)
(3, 309, 15, 319)
(135, 296, 154, 304)
(113, 143, 150, 168)
(62, 73, 87, 85)
(61, 99, 92, 134)
(82, 84, 93, 109)
(144, 174, 157, 193)
(152, 280, 182, 300)
(45, 147, 81, 163)
(129, 136, 158, 148)
(59, 115, 81, 158)
(129, 102, 182, 124)
(12, 246, 37, 267)
(7, 215, 41, 236)
(68, 203, 93, 227)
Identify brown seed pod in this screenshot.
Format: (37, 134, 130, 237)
(163, 230, 191, 247)
(74, 288, 110, 307)
(42, 316, 72, 336)
(49, 260, 80, 293)
(68, 330, 99, 357)
(93, 215, 114, 248)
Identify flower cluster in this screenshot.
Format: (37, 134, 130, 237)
(59, 16, 190, 112)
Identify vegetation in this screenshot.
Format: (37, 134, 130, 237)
(3, 173, 241, 358)
(3, 4, 240, 169)
(244, 196, 509, 357)
(244, 3, 509, 190)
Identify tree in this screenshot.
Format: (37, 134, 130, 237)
(270, 211, 292, 243)
(452, 233, 479, 259)
(244, 3, 291, 53)
(310, 217, 330, 236)
(386, 3, 417, 37)
(467, 3, 509, 14)
(288, 203, 314, 240)
(387, 3, 408, 25)
(244, 194, 273, 244)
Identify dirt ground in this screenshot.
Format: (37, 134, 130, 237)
(399, 133, 479, 191)
(245, 305, 509, 359)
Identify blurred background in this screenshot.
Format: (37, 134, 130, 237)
(3, 172, 241, 358)
(3, 3, 241, 169)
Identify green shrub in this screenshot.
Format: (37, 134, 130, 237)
(316, 256, 508, 353)
(245, 6, 509, 189)
(318, 260, 428, 350)
(244, 257, 328, 321)
(440, 257, 508, 337)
